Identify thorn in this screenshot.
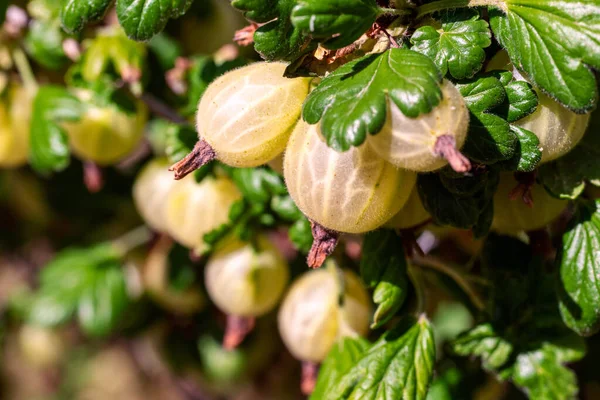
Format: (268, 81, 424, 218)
(433, 135, 471, 173)
(307, 222, 339, 268)
(169, 140, 216, 180)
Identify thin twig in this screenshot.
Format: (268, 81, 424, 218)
(139, 92, 189, 125)
(413, 255, 486, 311)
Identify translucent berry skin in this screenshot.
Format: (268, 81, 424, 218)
(144, 236, 204, 314)
(165, 175, 241, 253)
(278, 267, 371, 363)
(384, 187, 430, 230)
(0, 86, 33, 167)
(196, 62, 310, 167)
(514, 92, 590, 163)
(64, 90, 148, 165)
(368, 79, 469, 172)
(488, 50, 590, 163)
(492, 173, 568, 233)
(284, 120, 416, 233)
(133, 158, 178, 233)
(205, 236, 289, 317)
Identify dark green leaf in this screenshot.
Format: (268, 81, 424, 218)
(360, 230, 409, 328)
(497, 126, 542, 172)
(311, 337, 370, 400)
(0, 1, 8, 25)
(148, 33, 182, 70)
(456, 75, 516, 164)
(489, 1, 600, 112)
(418, 173, 481, 229)
(558, 200, 600, 336)
(451, 323, 513, 372)
(326, 316, 435, 400)
(61, 0, 112, 33)
(303, 48, 442, 151)
(491, 71, 539, 123)
(253, 0, 311, 61)
(538, 111, 600, 199)
(30, 86, 84, 174)
(411, 10, 491, 80)
(231, 0, 279, 22)
(292, 0, 381, 49)
(116, 0, 194, 41)
(24, 20, 68, 70)
(77, 265, 129, 337)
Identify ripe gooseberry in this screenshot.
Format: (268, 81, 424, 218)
(63, 89, 148, 165)
(384, 186, 430, 230)
(284, 119, 416, 267)
(133, 158, 179, 233)
(0, 85, 33, 168)
(487, 50, 591, 163)
(205, 236, 289, 348)
(171, 62, 311, 178)
(492, 173, 568, 234)
(278, 265, 371, 363)
(368, 79, 471, 173)
(165, 174, 241, 254)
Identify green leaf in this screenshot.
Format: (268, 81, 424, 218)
(0, 1, 8, 25)
(77, 265, 129, 337)
(456, 75, 516, 164)
(230, 168, 288, 204)
(116, 0, 193, 41)
(360, 230, 409, 328)
(512, 344, 580, 400)
(253, 0, 311, 61)
(61, 0, 111, 34)
(231, 0, 279, 22)
(538, 111, 600, 199)
(30, 86, 84, 174)
(489, 1, 600, 112)
(451, 323, 513, 373)
(418, 173, 481, 229)
(326, 316, 435, 400)
(497, 126, 542, 172)
(27, 244, 122, 328)
(411, 10, 491, 80)
(24, 20, 68, 70)
(303, 48, 442, 151)
(311, 337, 371, 400)
(558, 200, 600, 336)
(291, 0, 381, 50)
(492, 71, 539, 123)
(164, 123, 197, 164)
(288, 217, 313, 253)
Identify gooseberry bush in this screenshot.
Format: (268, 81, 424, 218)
(1, 0, 600, 399)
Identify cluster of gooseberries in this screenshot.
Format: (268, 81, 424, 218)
(132, 57, 589, 392)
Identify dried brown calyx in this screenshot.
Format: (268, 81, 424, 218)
(433, 134, 472, 173)
(223, 315, 256, 350)
(508, 171, 537, 207)
(169, 140, 216, 180)
(307, 222, 339, 269)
